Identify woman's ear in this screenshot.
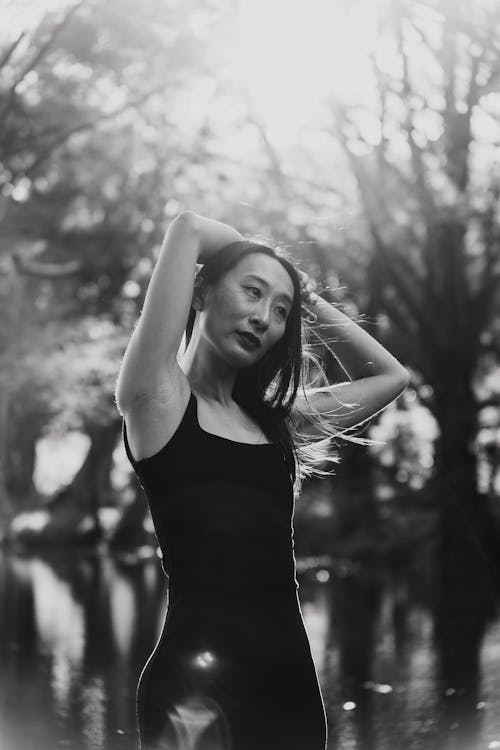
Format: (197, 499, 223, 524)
(192, 276, 207, 312)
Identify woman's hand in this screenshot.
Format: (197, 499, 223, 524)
(297, 269, 318, 323)
(297, 268, 317, 305)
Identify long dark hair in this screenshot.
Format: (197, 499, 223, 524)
(183, 239, 372, 496)
(185, 240, 302, 482)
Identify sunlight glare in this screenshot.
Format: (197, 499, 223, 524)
(233, 0, 384, 147)
(0, 0, 70, 41)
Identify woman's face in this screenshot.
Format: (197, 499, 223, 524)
(197, 253, 295, 367)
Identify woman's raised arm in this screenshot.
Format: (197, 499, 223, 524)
(115, 211, 243, 412)
(295, 287, 410, 432)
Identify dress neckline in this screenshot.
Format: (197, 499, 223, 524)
(191, 391, 275, 448)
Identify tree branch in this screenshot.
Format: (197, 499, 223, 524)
(12, 253, 82, 278)
(0, 32, 26, 73)
(470, 180, 500, 336)
(397, 13, 437, 221)
(471, 269, 500, 338)
(4, 0, 86, 100)
(18, 81, 170, 179)
(331, 102, 437, 337)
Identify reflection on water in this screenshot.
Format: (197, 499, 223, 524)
(1, 550, 500, 750)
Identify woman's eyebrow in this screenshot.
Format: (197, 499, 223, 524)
(243, 274, 293, 306)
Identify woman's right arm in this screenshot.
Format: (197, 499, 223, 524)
(115, 210, 244, 412)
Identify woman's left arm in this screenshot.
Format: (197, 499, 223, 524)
(296, 288, 410, 431)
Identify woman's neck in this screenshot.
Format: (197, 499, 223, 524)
(180, 344, 236, 406)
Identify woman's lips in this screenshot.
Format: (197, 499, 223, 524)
(236, 332, 261, 349)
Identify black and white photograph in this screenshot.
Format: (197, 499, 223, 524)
(1, 1, 500, 749)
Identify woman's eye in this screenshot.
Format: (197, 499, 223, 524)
(244, 287, 287, 318)
(246, 286, 261, 297)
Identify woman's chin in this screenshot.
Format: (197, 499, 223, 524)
(225, 343, 263, 368)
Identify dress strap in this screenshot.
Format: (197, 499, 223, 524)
(122, 390, 197, 468)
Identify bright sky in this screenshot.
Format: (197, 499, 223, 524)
(2, 0, 495, 161)
(0, 0, 68, 37)
(0, 0, 395, 147)
(230, 0, 387, 147)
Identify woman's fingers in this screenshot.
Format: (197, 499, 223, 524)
(297, 269, 317, 305)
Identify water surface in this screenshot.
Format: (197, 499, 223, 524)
(1, 550, 499, 750)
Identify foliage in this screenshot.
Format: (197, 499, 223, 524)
(1, 0, 500, 526)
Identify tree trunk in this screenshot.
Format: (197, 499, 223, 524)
(0, 388, 13, 535)
(13, 419, 122, 547)
(50, 418, 121, 510)
(330, 441, 379, 560)
(6, 411, 44, 505)
(431, 378, 500, 575)
(433, 514, 497, 750)
(0, 257, 23, 534)
(432, 380, 479, 499)
(108, 486, 154, 552)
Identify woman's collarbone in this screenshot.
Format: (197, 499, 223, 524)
(197, 398, 267, 443)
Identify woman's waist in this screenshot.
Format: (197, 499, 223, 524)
(163, 534, 298, 588)
(158, 589, 309, 657)
(168, 573, 299, 600)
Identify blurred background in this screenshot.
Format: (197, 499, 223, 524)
(1, 0, 500, 748)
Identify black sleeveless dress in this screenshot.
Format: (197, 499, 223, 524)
(123, 390, 327, 750)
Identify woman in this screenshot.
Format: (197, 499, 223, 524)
(115, 211, 409, 750)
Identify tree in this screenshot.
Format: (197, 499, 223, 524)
(324, 0, 500, 595)
(0, 0, 211, 535)
(329, 1, 500, 502)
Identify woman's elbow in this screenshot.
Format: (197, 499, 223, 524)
(392, 367, 411, 394)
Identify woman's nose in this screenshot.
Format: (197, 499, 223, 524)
(250, 309, 269, 330)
